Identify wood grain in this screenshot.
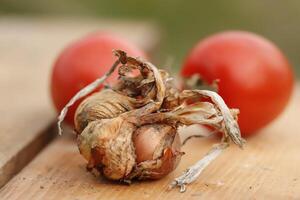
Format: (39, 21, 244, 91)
(1, 85, 299, 199)
(0, 17, 159, 188)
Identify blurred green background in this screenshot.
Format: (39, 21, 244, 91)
(1, 0, 299, 77)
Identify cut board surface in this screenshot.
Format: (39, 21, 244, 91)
(0, 17, 159, 188)
(1, 86, 299, 199)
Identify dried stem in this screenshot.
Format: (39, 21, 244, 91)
(124, 61, 166, 121)
(180, 90, 245, 147)
(169, 143, 228, 192)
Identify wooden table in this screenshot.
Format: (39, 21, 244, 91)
(0, 17, 299, 199)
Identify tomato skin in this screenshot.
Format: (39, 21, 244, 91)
(182, 31, 294, 136)
(51, 33, 147, 126)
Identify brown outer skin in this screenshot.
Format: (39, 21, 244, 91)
(144, 133, 181, 180)
(77, 117, 137, 180)
(74, 89, 136, 133)
(133, 125, 172, 163)
(129, 124, 182, 180)
(133, 124, 178, 163)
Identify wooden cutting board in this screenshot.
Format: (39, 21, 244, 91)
(0, 17, 299, 200)
(0, 85, 300, 200)
(0, 86, 299, 199)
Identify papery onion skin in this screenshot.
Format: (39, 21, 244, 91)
(131, 124, 182, 179)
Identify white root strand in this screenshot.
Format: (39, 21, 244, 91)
(169, 143, 228, 192)
(57, 59, 120, 135)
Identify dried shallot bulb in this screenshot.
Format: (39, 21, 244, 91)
(78, 117, 182, 181)
(57, 50, 245, 192)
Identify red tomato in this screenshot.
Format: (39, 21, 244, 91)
(182, 31, 294, 136)
(51, 32, 147, 126)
